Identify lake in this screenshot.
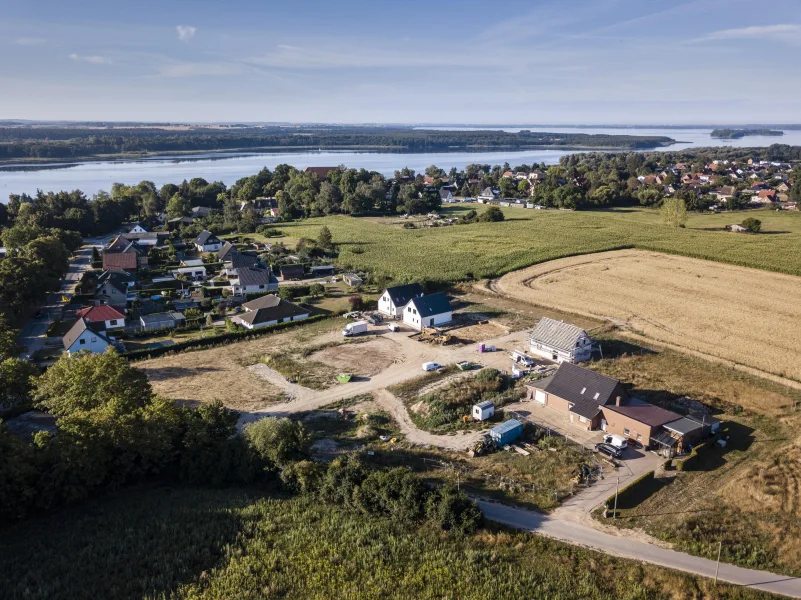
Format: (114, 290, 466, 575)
(2, 126, 800, 198)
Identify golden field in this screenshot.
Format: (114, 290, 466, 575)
(496, 249, 801, 383)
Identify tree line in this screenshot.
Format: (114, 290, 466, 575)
(0, 125, 675, 161)
(0, 349, 481, 534)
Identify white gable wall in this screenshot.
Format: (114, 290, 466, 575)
(402, 302, 452, 331)
(67, 331, 110, 356)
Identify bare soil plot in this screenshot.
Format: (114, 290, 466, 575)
(496, 249, 801, 384)
(308, 336, 401, 377)
(136, 319, 343, 410)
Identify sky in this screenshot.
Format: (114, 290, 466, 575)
(1, 0, 800, 124)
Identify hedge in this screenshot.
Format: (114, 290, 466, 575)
(675, 436, 718, 471)
(123, 313, 336, 361)
(605, 470, 655, 512)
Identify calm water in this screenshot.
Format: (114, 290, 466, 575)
(2, 126, 800, 198)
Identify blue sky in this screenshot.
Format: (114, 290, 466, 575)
(1, 0, 799, 124)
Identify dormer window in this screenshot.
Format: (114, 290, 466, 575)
(580, 387, 586, 394)
(593, 392, 600, 400)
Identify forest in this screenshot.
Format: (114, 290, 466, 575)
(0, 125, 676, 161)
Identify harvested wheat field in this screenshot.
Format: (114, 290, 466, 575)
(497, 249, 801, 383)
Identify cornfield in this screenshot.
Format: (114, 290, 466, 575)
(0, 486, 774, 600)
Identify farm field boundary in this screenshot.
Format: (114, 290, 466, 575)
(494, 249, 801, 386)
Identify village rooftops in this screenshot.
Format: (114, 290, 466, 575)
(384, 283, 424, 307)
(217, 241, 238, 262)
(409, 292, 452, 318)
(530, 317, 589, 353)
(195, 230, 219, 246)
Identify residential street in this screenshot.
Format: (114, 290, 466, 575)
(479, 501, 801, 598)
(17, 232, 116, 358)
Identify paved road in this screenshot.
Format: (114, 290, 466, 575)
(17, 232, 116, 357)
(17, 246, 94, 357)
(480, 501, 801, 598)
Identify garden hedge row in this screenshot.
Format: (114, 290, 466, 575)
(123, 313, 336, 361)
(675, 436, 718, 471)
(605, 470, 655, 511)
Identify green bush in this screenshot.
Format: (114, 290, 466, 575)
(605, 470, 655, 511)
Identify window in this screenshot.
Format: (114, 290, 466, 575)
(593, 392, 600, 400)
(637, 433, 642, 441)
(90, 336, 97, 343)
(259, 284, 265, 289)
(580, 387, 586, 394)
(79, 339, 86, 345)
(623, 427, 630, 436)
(110, 320, 117, 325)
(579, 415, 588, 423)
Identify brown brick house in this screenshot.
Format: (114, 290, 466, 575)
(601, 397, 681, 447)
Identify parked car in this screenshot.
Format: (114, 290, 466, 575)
(509, 350, 534, 367)
(387, 322, 399, 332)
(595, 443, 622, 459)
(344, 311, 361, 319)
(422, 362, 442, 372)
(603, 434, 628, 449)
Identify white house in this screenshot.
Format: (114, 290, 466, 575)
(529, 317, 592, 364)
(129, 222, 150, 234)
(75, 305, 126, 330)
(173, 265, 207, 280)
(230, 294, 310, 330)
(477, 187, 499, 203)
(439, 189, 455, 203)
(195, 230, 223, 253)
(62, 318, 113, 356)
(402, 292, 453, 331)
(230, 266, 279, 296)
(472, 400, 495, 421)
(378, 283, 424, 318)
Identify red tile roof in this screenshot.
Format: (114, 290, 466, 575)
(76, 305, 126, 322)
(103, 252, 138, 270)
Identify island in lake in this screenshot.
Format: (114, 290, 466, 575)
(710, 128, 784, 139)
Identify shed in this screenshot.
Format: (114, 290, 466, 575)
(310, 265, 335, 276)
(279, 264, 305, 281)
(490, 419, 523, 446)
(342, 273, 363, 286)
(472, 400, 495, 421)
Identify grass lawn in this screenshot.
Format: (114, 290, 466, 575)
(271, 205, 801, 283)
(0, 485, 775, 600)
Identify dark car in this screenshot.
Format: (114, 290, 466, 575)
(34, 309, 43, 318)
(594, 442, 623, 459)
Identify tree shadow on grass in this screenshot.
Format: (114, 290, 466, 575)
(0, 485, 264, 600)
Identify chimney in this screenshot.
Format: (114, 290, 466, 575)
(615, 396, 621, 407)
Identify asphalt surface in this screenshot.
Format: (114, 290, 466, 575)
(480, 501, 801, 598)
(17, 233, 114, 357)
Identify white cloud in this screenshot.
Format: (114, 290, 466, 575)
(68, 53, 111, 64)
(11, 37, 47, 46)
(701, 24, 800, 42)
(176, 25, 197, 42)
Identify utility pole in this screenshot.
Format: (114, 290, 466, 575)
(714, 541, 722, 585)
(613, 477, 620, 519)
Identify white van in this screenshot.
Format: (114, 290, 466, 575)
(603, 434, 629, 449)
(509, 350, 535, 367)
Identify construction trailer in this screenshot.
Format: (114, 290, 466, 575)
(490, 419, 524, 446)
(472, 400, 495, 421)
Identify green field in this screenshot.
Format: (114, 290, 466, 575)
(0, 485, 775, 600)
(279, 206, 801, 283)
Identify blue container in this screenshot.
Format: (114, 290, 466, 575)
(490, 419, 523, 446)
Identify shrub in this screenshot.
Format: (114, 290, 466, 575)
(478, 206, 505, 222)
(244, 417, 310, 470)
(348, 295, 364, 311)
(741, 217, 762, 233)
(426, 483, 483, 534)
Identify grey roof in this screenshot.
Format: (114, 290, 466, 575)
(686, 411, 720, 427)
(236, 298, 309, 325)
(544, 362, 626, 420)
(140, 312, 183, 325)
(651, 429, 679, 448)
(229, 252, 260, 269)
(238, 266, 278, 286)
(385, 283, 424, 307)
(531, 317, 588, 353)
(63, 318, 110, 350)
(491, 419, 523, 435)
(663, 417, 704, 436)
(475, 400, 495, 409)
(242, 294, 281, 311)
(280, 264, 305, 277)
(217, 241, 238, 261)
(195, 230, 219, 246)
(408, 292, 452, 318)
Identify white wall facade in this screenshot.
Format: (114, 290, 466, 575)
(402, 304, 452, 331)
(67, 331, 110, 356)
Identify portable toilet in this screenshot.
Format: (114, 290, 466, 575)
(490, 419, 523, 446)
(472, 400, 495, 421)
(478, 343, 485, 353)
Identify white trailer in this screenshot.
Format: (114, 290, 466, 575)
(343, 320, 368, 337)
